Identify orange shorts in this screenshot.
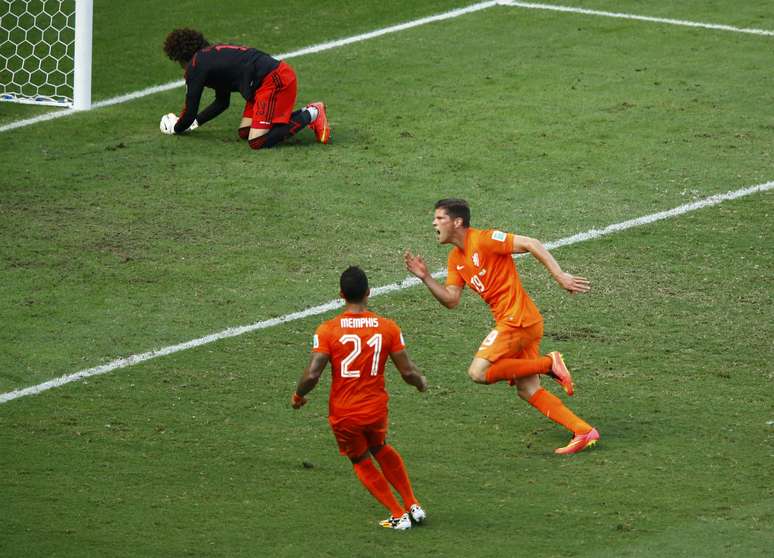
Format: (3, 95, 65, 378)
(475, 320, 543, 362)
(329, 414, 387, 459)
(242, 60, 297, 129)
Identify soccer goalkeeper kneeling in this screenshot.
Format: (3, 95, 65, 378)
(160, 28, 331, 149)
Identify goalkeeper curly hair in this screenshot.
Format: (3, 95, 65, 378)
(163, 28, 210, 65)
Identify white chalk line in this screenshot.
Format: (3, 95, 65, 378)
(2, 1, 772, 134)
(1, 181, 771, 404)
(0, 1, 498, 133)
(498, 1, 774, 36)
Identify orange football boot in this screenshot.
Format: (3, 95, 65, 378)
(548, 351, 574, 396)
(555, 427, 600, 455)
(306, 101, 331, 144)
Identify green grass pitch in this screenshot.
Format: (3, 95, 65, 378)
(1, 1, 772, 556)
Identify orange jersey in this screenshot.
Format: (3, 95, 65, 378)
(446, 227, 542, 326)
(313, 310, 406, 421)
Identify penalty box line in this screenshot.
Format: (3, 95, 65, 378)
(1, 180, 772, 404)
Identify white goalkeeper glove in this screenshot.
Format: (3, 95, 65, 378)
(159, 113, 178, 135)
(159, 113, 199, 135)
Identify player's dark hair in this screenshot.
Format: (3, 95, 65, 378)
(435, 198, 471, 227)
(163, 28, 210, 64)
(340, 266, 369, 303)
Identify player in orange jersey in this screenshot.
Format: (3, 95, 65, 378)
(404, 198, 599, 455)
(292, 266, 428, 530)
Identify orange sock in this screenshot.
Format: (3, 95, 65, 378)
(485, 356, 552, 384)
(373, 444, 418, 509)
(353, 459, 404, 517)
(528, 388, 592, 434)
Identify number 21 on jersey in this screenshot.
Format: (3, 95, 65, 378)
(339, 334, 383, 378)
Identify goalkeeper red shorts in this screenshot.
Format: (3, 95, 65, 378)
(328, 414, 388, 458)
(243, 60, 297, 129)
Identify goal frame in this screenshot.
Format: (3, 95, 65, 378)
(73, 0, 92, 110)
(0, 0, 92, 109)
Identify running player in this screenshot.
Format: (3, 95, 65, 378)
(404, 198, 599, 455)
(160, 28, 331, 148)
(292, 266, 428, 530)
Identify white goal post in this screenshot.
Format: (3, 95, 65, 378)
(0, 0, 92, 109)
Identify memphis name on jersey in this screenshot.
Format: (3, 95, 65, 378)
(339, 317, 380, 328)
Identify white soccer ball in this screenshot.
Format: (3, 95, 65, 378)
(159, 113, 178, 135)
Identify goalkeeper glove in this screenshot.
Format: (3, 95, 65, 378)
(291, 392, 308, 409)
(160, 114, 199, 134)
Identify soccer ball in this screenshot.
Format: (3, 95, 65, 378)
(159, 113, 177, 135)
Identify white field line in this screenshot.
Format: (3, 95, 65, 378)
(498, 1, 774, 36)
(0, 1, 499, 134)
(1, 180, 771, 404)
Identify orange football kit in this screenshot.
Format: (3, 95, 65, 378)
(446, 228, 593, 437)
(312, 310, 421, 520)
(313, 311, 405, 457)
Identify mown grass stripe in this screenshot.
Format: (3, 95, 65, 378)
(0, 1, 499, 133)
(2, 181, 771, 404)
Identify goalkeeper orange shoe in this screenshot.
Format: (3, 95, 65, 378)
(306, 101, 331, 144)
(554, 427, 600, 455)
(548, 351, 574, 396)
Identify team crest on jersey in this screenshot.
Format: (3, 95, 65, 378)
(473, 252, 480, 267)
(492, 230, 507, 242)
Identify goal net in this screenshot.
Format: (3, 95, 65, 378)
(0, 0, 91, 109)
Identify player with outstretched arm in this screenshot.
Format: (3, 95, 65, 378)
(292, 266, 428, 530)
(404, 198, 600, 455)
